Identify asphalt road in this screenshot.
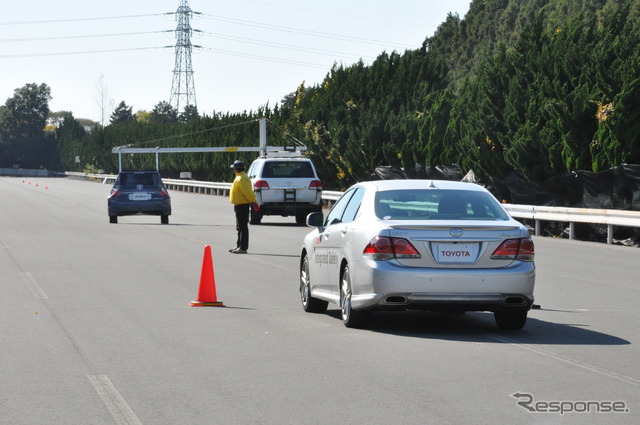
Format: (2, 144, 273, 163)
(1, 176, 638, 425)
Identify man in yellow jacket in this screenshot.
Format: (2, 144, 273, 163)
(229, 160, 256, 254)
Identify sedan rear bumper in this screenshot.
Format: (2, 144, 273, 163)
(350, 259, 535, 312)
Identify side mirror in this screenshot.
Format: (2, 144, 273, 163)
(306, 212, 324, 228)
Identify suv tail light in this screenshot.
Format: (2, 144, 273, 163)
(254, 180, 270, 190)
(491, 238, 535, 261)
(309, 180, 323, 190)
(363, 236, 421, 261)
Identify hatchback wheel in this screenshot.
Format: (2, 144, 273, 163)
(109, 215, 118, 224)
(161, 215, 169, 224)
(340, 266, 369, 328)
(300, 255, 328, 313)
(494, 309, 528, 330)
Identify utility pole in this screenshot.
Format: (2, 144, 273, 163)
(169, 0, 197, 114)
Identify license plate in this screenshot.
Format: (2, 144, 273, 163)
(129, 192, 151, 201)
(434, 243, 479, 263)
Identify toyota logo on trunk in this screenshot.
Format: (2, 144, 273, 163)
(449, 228, 463, 237)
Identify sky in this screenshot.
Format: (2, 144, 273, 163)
(0, 0, 472, 124)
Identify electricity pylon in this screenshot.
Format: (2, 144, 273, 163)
(169, 0, 197, 114)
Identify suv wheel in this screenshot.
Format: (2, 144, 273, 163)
(250, 208, 262, 225)
(295, 212, 308, 225)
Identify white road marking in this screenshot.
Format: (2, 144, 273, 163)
(484, 332, 640, 387)
(88, 375, 143, 425)
(20, 272, 48, 300)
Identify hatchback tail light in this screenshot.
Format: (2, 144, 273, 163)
(309, 180, 322, 190)
(363, 236, 421, 261)
(254, 180, 270, 190)
(491, 237, 535, 261)
(159, 188, 169, 197)
(108, 189, 120, 199)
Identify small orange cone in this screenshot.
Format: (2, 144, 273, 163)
(190, 245, 224, 307)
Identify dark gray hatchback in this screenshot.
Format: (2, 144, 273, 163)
(107, 171, 171, 224)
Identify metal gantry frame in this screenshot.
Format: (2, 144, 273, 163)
(111, 118, 306, 172)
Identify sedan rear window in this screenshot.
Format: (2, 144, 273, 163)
(375, 189, 509, 221)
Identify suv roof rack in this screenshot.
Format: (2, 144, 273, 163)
(261, 146, 307, 158)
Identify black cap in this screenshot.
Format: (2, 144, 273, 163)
(230, 160, 244, 169)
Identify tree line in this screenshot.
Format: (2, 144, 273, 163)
(1, 0, 638, 190)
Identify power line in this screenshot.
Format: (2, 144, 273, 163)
(0, 46, 166, 59)
(199, 31, 373, 61)
(0, 9, 408, 65)
(199, 13, 411, 49)
(199, 46, 328, 69)
(0, 13, 169, 26)
(0, 30, 170, 43)
(0, 43, 335, 69)
(0, 28, 371, 63)
(237, 0, 438, 29)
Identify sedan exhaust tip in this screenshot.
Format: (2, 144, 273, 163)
(384, 295, 408, 304)
(502, 296, 526, 305)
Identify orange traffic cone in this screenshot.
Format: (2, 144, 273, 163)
(190, 245, 225, 307)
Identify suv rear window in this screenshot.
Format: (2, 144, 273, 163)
(262, 161, 314, 178)
(117, 172, 159, 187)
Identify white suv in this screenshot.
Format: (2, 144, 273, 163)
(247, 157, 323, 225)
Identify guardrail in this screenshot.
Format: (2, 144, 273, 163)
(67, 172, 640, 245)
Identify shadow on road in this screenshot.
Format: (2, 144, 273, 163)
(324, 309, 630, 346)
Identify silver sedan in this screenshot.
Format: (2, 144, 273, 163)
(299, 180, 535, 329)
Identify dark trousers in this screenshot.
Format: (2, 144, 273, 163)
(234, 203, 250, 250)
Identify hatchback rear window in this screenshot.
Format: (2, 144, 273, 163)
(375, 189, 509, 220)
(117, 173, 159, 187)
(262, 161, 314, 178)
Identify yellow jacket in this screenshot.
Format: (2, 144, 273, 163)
(229, 171, 256, 205)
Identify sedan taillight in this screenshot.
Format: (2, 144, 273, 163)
(491, 238, 535, 261)
(363, 236, 421, 261)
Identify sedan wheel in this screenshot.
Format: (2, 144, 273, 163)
(340, 266, 369, 328)
(494, 309, 528, 330)
(300, 255, 328, 313)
